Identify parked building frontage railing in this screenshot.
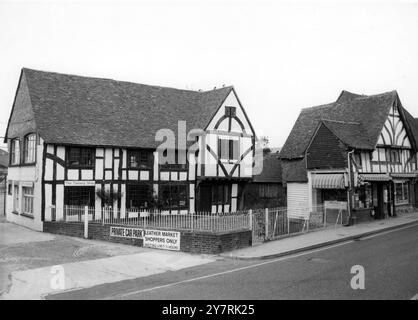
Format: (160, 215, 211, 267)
(251, 204, 347, 243)
(48, 204, 348, 243)
(54, 205, 251, 233)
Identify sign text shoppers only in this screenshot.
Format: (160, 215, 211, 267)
(143, 229, 181, 251)
(109, 227, 181, 251)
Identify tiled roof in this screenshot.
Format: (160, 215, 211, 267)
(281, 90, 403, 159)
(321, 120, 373, 150)
(253, 153, 282, 183)
(18, 68, 233, 148)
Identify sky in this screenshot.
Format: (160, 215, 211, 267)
(1, 0, 418, 152)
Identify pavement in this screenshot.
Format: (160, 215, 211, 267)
(222, 212, 418, 260)
(0, 220, 215, 300)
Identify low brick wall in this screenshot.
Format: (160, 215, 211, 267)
(181, 229, 252, 254)
(43, 222, 251, 254)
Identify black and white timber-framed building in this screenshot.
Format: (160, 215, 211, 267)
(281, 90, 418, 223)
(4, 68, 257, 231)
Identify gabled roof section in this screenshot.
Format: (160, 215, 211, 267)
(281, 90, 401, 159)
(320, 120, 374, 150)
(17, 68, 233, 148)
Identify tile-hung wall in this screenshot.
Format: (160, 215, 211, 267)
(42, 145, 195, 221)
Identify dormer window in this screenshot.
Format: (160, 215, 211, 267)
(10, 139, 20, 165)
(24, 133, 36, 164)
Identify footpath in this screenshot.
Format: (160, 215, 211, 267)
(222, 212, 418, 260)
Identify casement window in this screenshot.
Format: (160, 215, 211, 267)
(212, 184, 230, 205)
(160, 184, 188, 210)
(67, 147, 94, 167)
(160, 149, 187, 170)
(22, 187, 34, 215)
(24, 133, 36, 164)
(395, 182, 409, 205)
(128, 150, 152, 169)
(218, 138, 239, 161)
(126, 184, 151, 209)
(225, 106, 236, 117)
(259, 184, 279, 199)
(8, 182, 12, 195)
(64, 186, 95, 206)
(10, 139, 20, 165)
(385, 149, 400, 164)
(13, 184, 19, 212)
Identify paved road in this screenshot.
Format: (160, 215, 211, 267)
(48, 223, 418, 300)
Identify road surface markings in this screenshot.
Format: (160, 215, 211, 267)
(411, 293, 418, 300)
(100, 223, 417, 299)
(104, 240, 354, 300)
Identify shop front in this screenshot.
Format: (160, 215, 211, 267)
(310, 172, 416, 223)
(355, 173, 417, 220)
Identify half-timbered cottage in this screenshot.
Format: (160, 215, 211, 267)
(281, 90, 418, 223)
(4, 68, 256, 230)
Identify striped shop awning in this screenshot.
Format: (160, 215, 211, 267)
(360, 173, 391, 181)
(312, 174, 346, 189)
(390, 172, 418, 179)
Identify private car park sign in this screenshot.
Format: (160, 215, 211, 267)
(109, 226, 144, 239)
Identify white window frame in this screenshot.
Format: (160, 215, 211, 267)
(22, 186, 34, 216)
(11, 139, 20, 165)
(24, 133, 36, 164)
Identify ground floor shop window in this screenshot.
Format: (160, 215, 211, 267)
(320, 189, 347, 202)
(22, 187, 34, 215)
(65, 186, 95, 207)
(353, 184, 373, 209)
(395, 182, 409, 205)
(126, 184, 151, 209)
(160, 184, 188, 210)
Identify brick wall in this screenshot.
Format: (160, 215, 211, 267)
(43, 222, 252, 254)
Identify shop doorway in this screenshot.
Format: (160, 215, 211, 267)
(375, 183, 391, 219)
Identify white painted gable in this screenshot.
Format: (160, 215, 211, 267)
(377, 104, 411, 148)
(206, 90, 253, 135)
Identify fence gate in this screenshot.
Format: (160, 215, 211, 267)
(251, 209, 266, 244)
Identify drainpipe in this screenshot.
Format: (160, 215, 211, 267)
(347, 149, 354, 226)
